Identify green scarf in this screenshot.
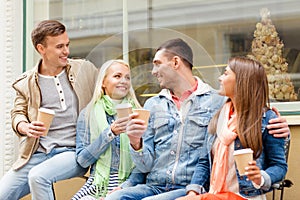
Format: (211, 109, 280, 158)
(89, 95, 135, 197)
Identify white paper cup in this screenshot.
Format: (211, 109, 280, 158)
(115, 103, 132, 118)
(37, 108, 55, 136)
(133, 109, 150, 126)
(233, 148, 253, 175)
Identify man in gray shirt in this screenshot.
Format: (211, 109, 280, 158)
(0, 20, 98, 200)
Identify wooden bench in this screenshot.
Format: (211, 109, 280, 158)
(20, 177, 86, 200)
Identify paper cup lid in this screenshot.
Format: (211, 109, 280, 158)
(115, 103, 132, 109)
(233, 148, 253, 155)
(38, 108, 55, 115)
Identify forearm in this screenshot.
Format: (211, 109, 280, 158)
(11, 91, 30, 135)
(119, 167, 146, 188)
(76, 128, 114, 168)
(130, 143, 154, 173)
(187, 153, 210, 194)
(76, 110, 115, 167)
(16, 121, 30, 136)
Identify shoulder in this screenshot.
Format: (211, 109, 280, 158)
(143, 90, 173, 110)
(262, 109, 277, 124)
(67, 58, 98, 79)
(143, 95, 162, 108)
(68, 58, 97, 69)
(195, 89, 225, 111)
(12, 69, 35, 89)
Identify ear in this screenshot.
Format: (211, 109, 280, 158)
(36, 44, 45, 54)
(173, 56, 181, 69)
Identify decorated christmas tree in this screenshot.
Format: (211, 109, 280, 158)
(248, 8, 297, 101)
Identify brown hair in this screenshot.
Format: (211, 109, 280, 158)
(156, 38, 193, 70)
(209, 56, 269, 159)
(31, 20, 66, 51)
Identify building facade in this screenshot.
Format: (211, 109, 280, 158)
(1, 0, 299, 199)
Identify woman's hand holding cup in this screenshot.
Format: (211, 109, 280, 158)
(245, 160, 262, 186)
(111, 116, 130, 135)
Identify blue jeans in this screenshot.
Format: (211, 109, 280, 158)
(0, 147, 87, 200)
(105, 184, 186, 200)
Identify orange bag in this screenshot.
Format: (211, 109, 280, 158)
(177, 192, 247, 200)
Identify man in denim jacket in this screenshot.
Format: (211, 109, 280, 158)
(105, 38, 290, 200)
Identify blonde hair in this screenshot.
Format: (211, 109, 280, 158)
(90, 59, 140, 106)
(85, 59, 141, 122)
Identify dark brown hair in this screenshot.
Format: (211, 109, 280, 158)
(31, 20, 66, 51)
(156, 38, 193, 69)
(209, 56, 269, 159)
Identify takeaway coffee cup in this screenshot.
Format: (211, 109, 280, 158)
(233, 148, 253, 175)
(37, 108, 55, 136)
(115, 103, 133, 118)
(133, 109, 150, 126)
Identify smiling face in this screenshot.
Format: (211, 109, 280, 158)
(37, 31, 70, 69)
(102, 62, 131, 100)
(152, 49, 177, 89)
(218, 66, 236, 99)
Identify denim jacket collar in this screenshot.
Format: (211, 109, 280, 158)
(158, 76, 213, 100)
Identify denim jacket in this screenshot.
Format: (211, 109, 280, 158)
(191, 109, 288, 198)
(76, 108, 120, 172)
(76, 108, 145, 188)
(129, 77, 225, 189)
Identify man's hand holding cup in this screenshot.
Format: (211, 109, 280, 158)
(126, 109, 150, 150)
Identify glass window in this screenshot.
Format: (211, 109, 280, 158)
(27, 0, 300, 113)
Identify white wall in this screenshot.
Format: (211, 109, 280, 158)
(0, 0, 23, 177)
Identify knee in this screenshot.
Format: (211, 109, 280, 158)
(28, 168, 50, 185)
(105, 190, 124, 200)
(28, 168, 39, 185)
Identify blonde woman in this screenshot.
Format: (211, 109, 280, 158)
(72, 60, 141, 200)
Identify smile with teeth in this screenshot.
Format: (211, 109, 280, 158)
(117, 86, 127, 90)
(60, 57, 68, 61)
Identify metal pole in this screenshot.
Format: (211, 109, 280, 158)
(123, 0, 129, 63)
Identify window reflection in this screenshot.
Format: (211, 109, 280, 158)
(33, 0, 300, 106)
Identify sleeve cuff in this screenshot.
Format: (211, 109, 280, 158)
(186, 184, 206, 194)
(252, 175, 265, 189)
(260, 170, 271, 190)
(130, 145, 143, 155)
(252, 170, 271, 190)
(107, 130, 116, 140)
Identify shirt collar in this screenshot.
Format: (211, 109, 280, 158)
(172, 79, 198, 109)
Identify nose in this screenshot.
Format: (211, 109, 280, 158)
(120, 76, 128, 83)
(152, 65, 158, 76)
(63, 46, 69, 55)
(218, 75, 223, 82)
